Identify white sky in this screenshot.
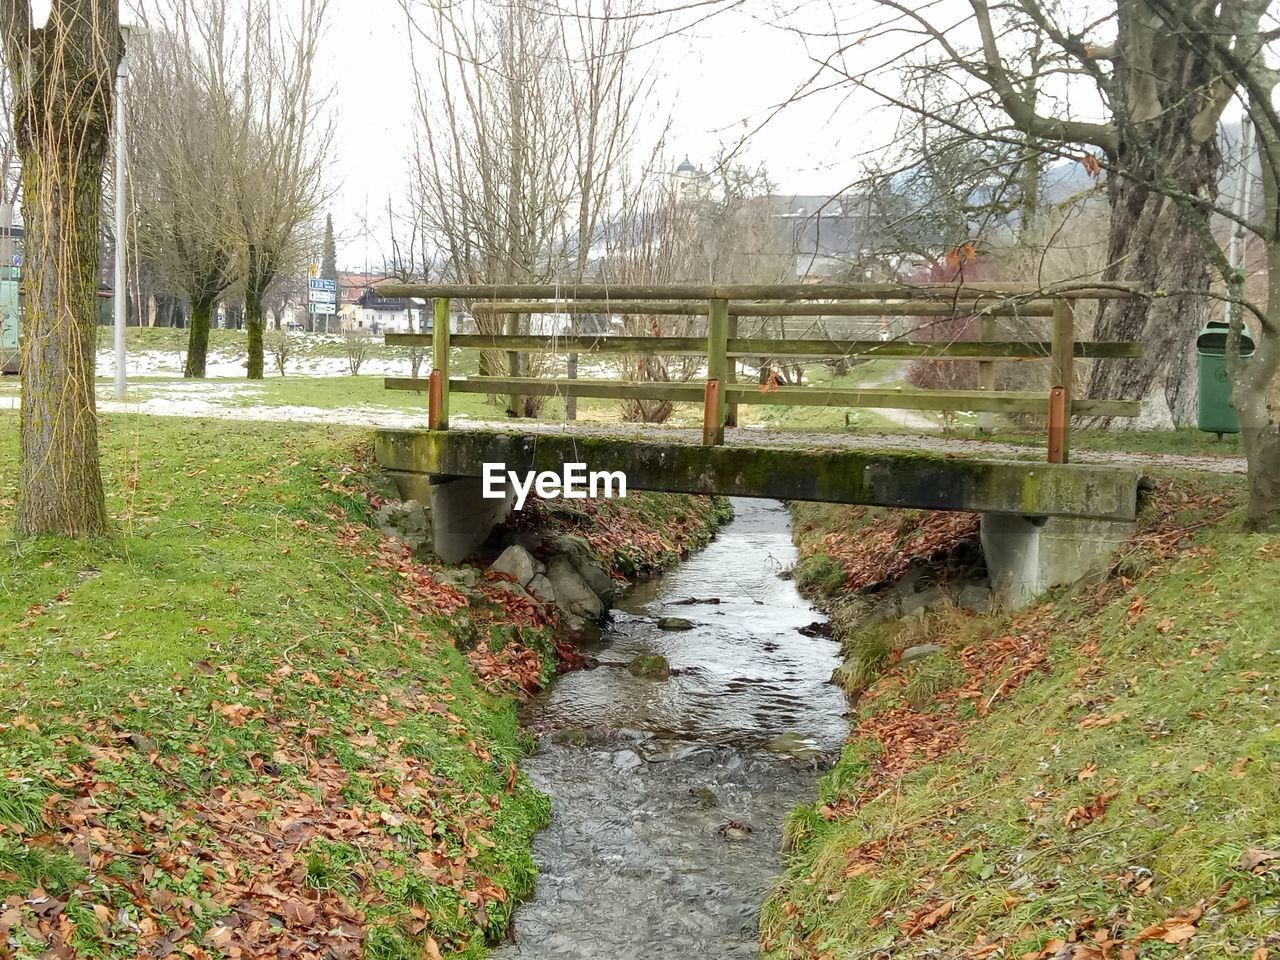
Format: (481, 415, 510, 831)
(320, 0, 899, 268)
(28, 0, 1162, 270)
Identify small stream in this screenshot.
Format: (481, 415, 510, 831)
(494, 499, 850, 959)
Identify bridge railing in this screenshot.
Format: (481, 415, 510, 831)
(374, 282, 1144, 464)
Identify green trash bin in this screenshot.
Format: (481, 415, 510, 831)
(1196, 319, 1255, 437)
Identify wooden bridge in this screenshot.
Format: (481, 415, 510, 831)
(370, 281, 1145, 604)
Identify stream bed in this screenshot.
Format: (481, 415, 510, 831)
(494, 499, 850, 959)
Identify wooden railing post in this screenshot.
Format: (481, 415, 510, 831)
(725, 312, 739, 428)
(505, 311, 521, 417)
(429, 297, 450, 430)
(705, 298, 729, 445)
(976, 314, 996, 434)
(1049, 298, 1075, 462)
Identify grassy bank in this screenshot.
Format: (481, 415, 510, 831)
(771, 481, 1279, 958)
(0, 414, 727, 960)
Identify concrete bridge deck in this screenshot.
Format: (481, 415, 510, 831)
(375, 425, 1141, 522)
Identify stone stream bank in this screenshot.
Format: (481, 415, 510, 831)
(373, 494, 632, 641)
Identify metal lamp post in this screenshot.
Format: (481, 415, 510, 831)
(113, 24, 146, 401)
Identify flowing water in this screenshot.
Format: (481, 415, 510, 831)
(494, 499, 850, 959)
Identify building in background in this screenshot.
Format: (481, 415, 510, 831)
(336, 271, 416, 333)
(673, 156, 709, 204)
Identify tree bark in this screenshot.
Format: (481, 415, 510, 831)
(244, 243, 269, 379)
(245, 297, 264, 379)
(1234, 151, 1280, 531)
(185, 295, 214, 378)
(1087, 9, 1220, 428)
(10, 3, 119, 537)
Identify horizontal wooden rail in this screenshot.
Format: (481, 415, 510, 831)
(389, 333, 707, 354)
(728, 339, 1138, 359)
(467, 299, 1057, 318)
(724, 385, 1139, 418)
(375, 281, 1145, 302)
(384, 375, 1140, 417)
(387, 331, 1139, 361)
(387, 376, 704, 404)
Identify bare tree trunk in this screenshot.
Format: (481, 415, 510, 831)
(10, 4, 119, 537)
(245, 298, 265, 379)
(1087, 19, 1221, 428)
(245, 244, 267, 379)
(1235, 121, 1280, 531)
(185, 294, 215, 377)
(1089, 170, 1217, 427)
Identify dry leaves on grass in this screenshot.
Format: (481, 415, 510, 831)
(811, 511, 980, 592)
(1132, 900, 1205, 945)
(1063, 791, 1118, 829)
(899, 899, 956, 937)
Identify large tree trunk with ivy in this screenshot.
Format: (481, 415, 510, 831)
(5, 1, 119, 537)
(185, 294, 215, 378)
(1085, 6, 1220, 428)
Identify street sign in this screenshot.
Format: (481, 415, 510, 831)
(309, 278, 337, 291)
(307, 302, 334, 314)
(308, 263, 319, 279)
(308, 289, 336, 305)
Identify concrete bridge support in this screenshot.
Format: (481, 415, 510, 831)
(981, 514, 1135, 609)
(388, 471, 514, 564)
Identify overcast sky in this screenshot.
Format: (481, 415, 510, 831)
(26, 0, 1143, 269)
(320, 0, 903, 268)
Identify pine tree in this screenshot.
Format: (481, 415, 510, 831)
(322, 215, 337, 282)
(320, 215, 337, 331)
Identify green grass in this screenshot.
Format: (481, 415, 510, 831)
(793, 553, 846, 597)
(765, 480, 1280, 958)
(0, 411, 731, 959)
(740, 359, 907, 432)
(0, 414, 559, 958)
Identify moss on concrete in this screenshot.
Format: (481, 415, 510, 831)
(374, 428, 1140, 521)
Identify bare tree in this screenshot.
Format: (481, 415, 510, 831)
(344, 329, 371, 375)
(791, 1, 1272, 428)
(128, 4, 239, 378)
(800, 1, 1280, 526)
(406, 0, 575, 414)
(404, 0, 656, 417)
(1, 0, 120, 536)
(557, 0, 651, 418)
(219, 0, 332, 379)
(603, 158, 792, 423)
(267, 326, 292, 376)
